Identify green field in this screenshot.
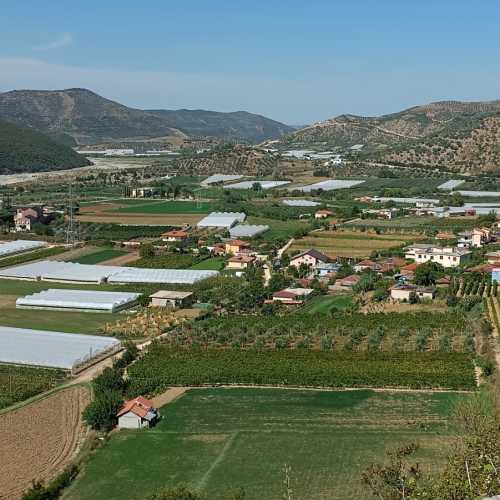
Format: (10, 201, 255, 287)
(0, 306, 122, 334)
(190, 257, 226, 270)
(0, 364, 66, 410)
(69, 248, 128, 264)
(69, 388, 465, 500)
(246, 216, 310, 241)
(299, 294, 353, 314)
(112, 200, 217, 214)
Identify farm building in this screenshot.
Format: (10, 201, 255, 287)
(314, 209, 334, 219)
(0, 260, 219, 285)
(486, 251, 500, 264)
(0, 326, 120, 370)
(149, 290, 193, 308)
(197, 212, 246, 229)
(229, 224, 269, 239)
(316, 262, 341, 277)
(16, 289, 140, 313)
(117, 396, 159, 429)
(161, 230, 189, 242)
(390, 284, 436, 301)
(0, 239, 48, 258)
(226, 255, 256, 270)
(224, 239, 251, 255)
(272, 287, 313, 305)
(339, 274, 361, 288)
(290, 249, 329, 269)
(130, 187, 160, 198)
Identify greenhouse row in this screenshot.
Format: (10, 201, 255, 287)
(16, 289, 140, 313)
(0, 326, 121, 370)
(0, 239, 48, 258)
(0, 260, 219, 284)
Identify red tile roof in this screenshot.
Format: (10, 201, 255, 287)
(226, 239, 250, 247)
(117, 396, 155, 419)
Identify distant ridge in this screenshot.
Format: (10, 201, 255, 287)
(0, 88, 293, 145)
(281, 99, 500, 172)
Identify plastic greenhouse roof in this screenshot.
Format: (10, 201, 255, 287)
(0, 240, 48, 257)
(0, 326, 120, 369)
(16, 289, 140, 312)
(299, 180, 364, 192)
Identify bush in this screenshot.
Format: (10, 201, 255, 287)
(22, 464, 79, 500)
(83, 390, 123, 431)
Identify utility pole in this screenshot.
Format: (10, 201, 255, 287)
(65, 183, 79, 245)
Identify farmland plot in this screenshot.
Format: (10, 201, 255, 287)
(0, 386, 90, 500)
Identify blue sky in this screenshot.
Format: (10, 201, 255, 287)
(1, 0, 500, 124)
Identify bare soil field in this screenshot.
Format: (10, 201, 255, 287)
(0, 386, 90, 499)
(77, 213, 202, 226)
(99, 251, 139, 266)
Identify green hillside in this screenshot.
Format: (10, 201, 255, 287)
(0, 119, 91, 174)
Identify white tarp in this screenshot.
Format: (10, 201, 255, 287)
(0, 240, 48, 258)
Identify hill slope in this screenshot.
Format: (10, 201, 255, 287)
(0, 120, 91, 174)
(0, 88, 293, 145)
(284, 100, 500, 172)
(0, 88, 185, 145)
(148, 109, 294, 143)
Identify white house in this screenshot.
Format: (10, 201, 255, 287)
(117, 396, 159, 429)
(404, 244, 470, 268)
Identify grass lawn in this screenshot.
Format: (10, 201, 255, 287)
(112, 200, 217, 215)
(69, 248, 128, 265)
(190, 257, 226, 271)
(69, 388, 465, 500)
(299, 294, 353, 314)
(289, 229, 418, 258)
(247, 216, 310, 241)
(0, 304, 122, 334)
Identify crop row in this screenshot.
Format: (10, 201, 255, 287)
(0, 364, 67, 410)
(0, 246, 67, 269)
(127, 347, 476, 394)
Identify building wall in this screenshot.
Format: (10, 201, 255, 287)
(290, 254, 318, 268)
(118, 413, 147, 429)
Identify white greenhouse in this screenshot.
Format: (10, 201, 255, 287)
(0, 240, 48, 258)
(0, 326, 121, 370)
(299, 180, 365, 192)
(16, 289, 140, 313)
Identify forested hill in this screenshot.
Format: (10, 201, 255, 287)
(0, 120, 91, 174)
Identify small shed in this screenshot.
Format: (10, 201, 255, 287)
(149, 290, 193, 308)
(117, 396, 159, 429)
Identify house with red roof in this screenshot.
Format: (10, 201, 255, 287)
(162, 229, 189, 242)
(117, 396, 159, 429)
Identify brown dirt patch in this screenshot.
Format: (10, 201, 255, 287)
(0, 386, 91, 499)
(99, 251, 139, 266)
(0, 294, 17, 307)
(77, 214, 202, 226)
(151, 387, 187, 408)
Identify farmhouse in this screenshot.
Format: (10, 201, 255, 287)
(316, 262, 341, 278)
(290, 249, 329, 269)
(161, 230, 189, 242)
(457, 228, 492, 248)
(226, 255, 256, 270)
(339, 274, 361, 288)
(314, 209, 334, 219)
(353, 260, 380, 273)
(404, 245, 471, 268)
(149, 290, 193, 308)
(272, 287, 313, 305)
(224, 239, 251, 255)
(390, 284, 436, 302)
(117, 396, 159, 429)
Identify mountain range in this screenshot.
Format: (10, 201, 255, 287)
(0, 88, 294, 145)
(282, 100, 500, 172)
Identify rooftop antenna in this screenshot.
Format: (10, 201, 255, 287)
(65, 183, 79, 245)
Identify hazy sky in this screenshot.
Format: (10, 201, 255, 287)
(1, 0, 500, 124)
